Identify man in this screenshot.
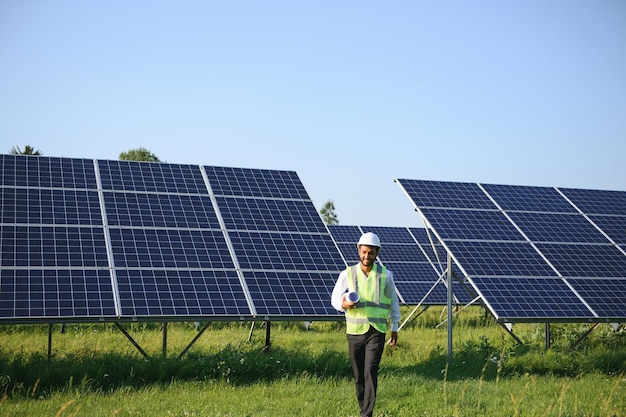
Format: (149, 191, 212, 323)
(331, 232, 400, 417)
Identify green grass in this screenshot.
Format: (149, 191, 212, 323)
(1, 307, 625, 416)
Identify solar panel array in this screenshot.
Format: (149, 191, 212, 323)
(0, 155, 345, 323)
(328, 225, 476, 305)
(395, 179, 626, 322)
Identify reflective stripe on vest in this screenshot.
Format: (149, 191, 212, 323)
(345, 263, 392, 335)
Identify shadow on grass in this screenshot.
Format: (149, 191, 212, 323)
(0, 342, 352, 398)
(385, 339, 626, 382)
(1, 336, 625, 397)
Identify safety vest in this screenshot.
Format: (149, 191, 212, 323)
(345, 263, 392, 335)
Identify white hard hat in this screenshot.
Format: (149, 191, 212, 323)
(357, 232, 381, 248)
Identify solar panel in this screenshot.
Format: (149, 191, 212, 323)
(420, 208, 525, 242)
(395, 281, 449, 305)
(482, 183, 578, 213)
(0, 154, 345, 323)
(445, 241, 558, 277)
(470, 277, 593, 321)
(116, 269, 245, 317)
(397, 179, 493, 209)
(99, 159, 206, 194)
(362, 226, 416, 244)
(104, 193, 220, 228)
(216, 197, 327, 233)
(588, 215, 626, 245)
(205, 166, 309, 199)
(396, 178, 626, 322)
(0, 269, 116, 319)
(327, 225, 362, 243)
(535, 243, 626, 278)
(567, 278, 626, 319)
(507, 212, 609, 244)
(0, 156, 116, 321)
(560, 187, 626, 216)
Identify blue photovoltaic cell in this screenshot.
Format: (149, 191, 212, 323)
(1, 226, 109, 268)
(445, 241, 557, 277)
(482, 183, 578, 213)
(229, 231, 346, 271)
(388, 262, 441, 283)
(387, 259, 476, 305)
(98, 160, 207, 194)
(409, 228, 445, 264)
(450, 281, 477, 304)
(0, 155, 97, 189)
(395, 281, 449, 304)
(567, 278, 626, 318)
(409, 227, 440, 245)
(508, 212, 610, 244)
(470, 277, 594, 320)
(337, 242, 359, 264)
(423, 245, 449, 270)
(535, 243, 626, 278)
(377, 244, 429, 263)
(216, 196, 327, 233)
(588, 215, 626, 245)
(0, 188, 103, 225)
(108, 228, 235, 269)
(420, 208, 524, 241)
(363, 226, 416, 244)
(385, 261, 473, 304)
(104, 192, 221, 228)
(205, 166, 309, 199)
(0, 269, 117, 319)
(396, 179, 495, 209)
(116, 269, 249, 317)
(244, 271, 339, 317)
(328, 225, 362, 243)
(560, 187, 626, 216)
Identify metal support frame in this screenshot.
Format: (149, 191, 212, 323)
(496, 322, 524, 345)
(447, 252, 453, 363)
(114, 323, 149, 358)
(47, 324, 53, 364)
(397, 271, 447, 332)
(179, 322, 211, 359)
(263, 321, 271, 353)
(248, 321, 272, 353)
(162, 322, 168, 358)
(571, 323, 599, 349)
(435, 296, 481, 329)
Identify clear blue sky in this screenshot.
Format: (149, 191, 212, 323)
(1, 1, 624, 227)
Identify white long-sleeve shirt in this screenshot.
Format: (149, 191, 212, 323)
(331, 264, 401, 332)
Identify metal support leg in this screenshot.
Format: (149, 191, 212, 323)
(263, 321, 271, 353)
(162, 322, 168, 359)
(48, 324, 53, 364)
(446, 253, 453, 364)
(114, 323, 149, 358)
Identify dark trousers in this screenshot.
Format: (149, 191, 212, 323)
(347, 326, 386, 417)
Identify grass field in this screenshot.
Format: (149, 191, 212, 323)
(1, 306, 625, 416)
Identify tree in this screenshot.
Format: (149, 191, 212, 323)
(320, 199, 339, 225)
(119, 147, 162, 162)
(9, 145, 42, 155)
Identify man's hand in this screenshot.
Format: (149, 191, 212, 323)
(341, 294, 356, 310)
(389, 331, 398, 347)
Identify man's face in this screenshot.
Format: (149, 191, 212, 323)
(358, 245, 378, 267)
